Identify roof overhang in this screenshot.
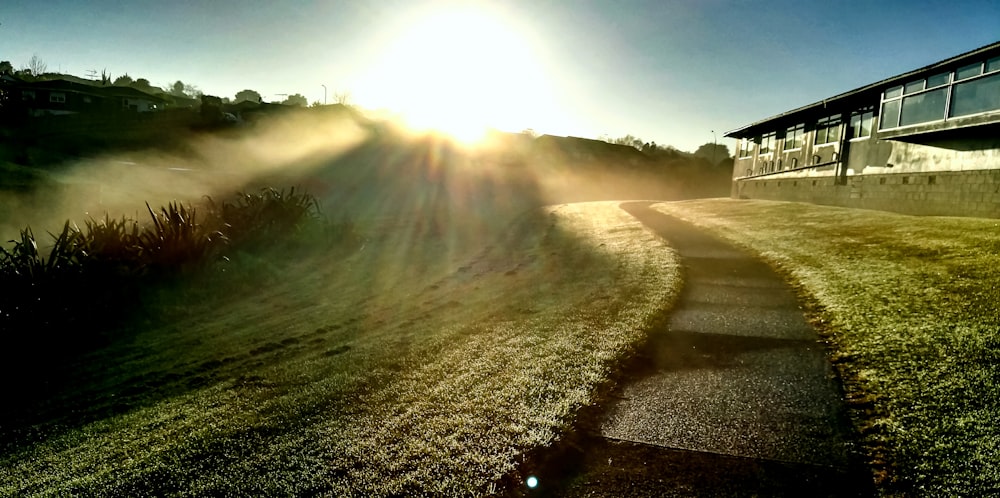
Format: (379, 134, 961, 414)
(725, 40, 1000, 139)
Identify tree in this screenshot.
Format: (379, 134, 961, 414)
(167, 80, 200, 98)
(113, 74, 134, 86)
(24, 54, 47, 76)
(333, 90, 352, 105)
(131, 78, 156, 93)
(693, 142, 732, 166)
(611, 134, 644, 150)
(0, 61, 12, 75)
(281, 93, 307, 106)
(184, 83, 201, 98)
(171, 80, 186, 97)
(234, 89, 262, 103)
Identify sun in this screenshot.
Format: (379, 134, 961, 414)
(361, 7, 554, 143)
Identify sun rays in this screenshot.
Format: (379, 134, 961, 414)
(359, 6, 556, 144)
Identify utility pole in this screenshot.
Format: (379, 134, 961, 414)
(321, 84, 327, 105)
(711, 130, 717, 166)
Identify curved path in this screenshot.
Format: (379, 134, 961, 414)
(544, 202, 872, 497)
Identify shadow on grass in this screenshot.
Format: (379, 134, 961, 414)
(1, 126, 713, 495)
(0, 132, 551, 456)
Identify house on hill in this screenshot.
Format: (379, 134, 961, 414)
(726, 40, 1000, 218)
(10, 79, 166, 117)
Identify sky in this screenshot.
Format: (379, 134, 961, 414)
(2, 0, 999, 152)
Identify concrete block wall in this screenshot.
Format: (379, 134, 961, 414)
(736, 169, 1000, 218)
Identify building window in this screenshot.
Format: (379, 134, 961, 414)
(882, 73, 950, 129)
(949, 71, 1000, 118)
(987, 56, 1000, 73)
(879, 99, 901, 130)
(899, 87, 948, 126)
(784, 123, 804, 150)
(814, 115, 841, 144)
(956, 62, 982, 81)
(903, 79, 924, 95)
(759, 131, 775, 154)
(850, 108, 874, 138)
(49, 92, 66, 103)
(21, 90, 35, 101)
(738, 138, 753, 158)
(926, 72, 950, 88)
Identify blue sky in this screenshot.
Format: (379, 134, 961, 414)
(2, 0, 999, 151)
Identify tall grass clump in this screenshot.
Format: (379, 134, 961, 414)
(0, 187, 358, 370)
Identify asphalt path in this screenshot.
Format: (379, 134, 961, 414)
(526, 202, 873, 497)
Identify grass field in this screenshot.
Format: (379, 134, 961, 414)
(0, 201, 680, 497)
(654, 199, 1000, 496)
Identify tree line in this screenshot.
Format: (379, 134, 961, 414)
(598, 133, 732, 167)
(0, 54, 315, 107)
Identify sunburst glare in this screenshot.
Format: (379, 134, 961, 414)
(359, 6, 555, 143)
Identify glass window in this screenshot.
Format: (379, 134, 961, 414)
(760, 132, 775, 154)
(949, 72, 1000, 118)
(738, 138, 753, 158)
(784, 124, 804, 150)
(49, 92, 66, 103)
(987, 56, 1000, 73)
(850, 110, 874, 139)
(903, 80, 924, 95)
(956, 63, 982, 81)
(884, 85, 903, 99)
(898, 87, 947, 126)
(814, 115, 841, 144)
(926, 72, 950, 88)
(879, 99, 901, 129)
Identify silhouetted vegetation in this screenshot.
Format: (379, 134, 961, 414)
(0, 188, 359, 372)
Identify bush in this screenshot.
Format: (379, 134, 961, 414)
(0, 188, 358, 364)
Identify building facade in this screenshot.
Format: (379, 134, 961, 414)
(727, 41, 1000, 218)
(4, 79, 167, 117)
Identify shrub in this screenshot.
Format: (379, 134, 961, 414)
(0, 188, 357, 364)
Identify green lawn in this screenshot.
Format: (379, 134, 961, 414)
(654, 199, 1000, 496)
(0, 201, 680, 497)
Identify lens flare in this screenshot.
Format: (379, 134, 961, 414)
(359, 6, 555, 144)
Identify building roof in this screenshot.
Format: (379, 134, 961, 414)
(19, 79, 167, 102)
(99, 85, 168, 102)
(21, 78, 101, 94)
(725, 40, 1000, 138)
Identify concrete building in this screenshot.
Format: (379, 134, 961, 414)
(726, 41, 1000, 217)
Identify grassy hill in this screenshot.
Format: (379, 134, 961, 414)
(0, 199, 680, 496)
(0, 113, 692, 495)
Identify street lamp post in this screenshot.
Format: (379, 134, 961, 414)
(711, 130, 717, 166)
(321, 84, 327, 105)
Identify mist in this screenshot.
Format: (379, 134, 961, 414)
(1, 109, 368, 242)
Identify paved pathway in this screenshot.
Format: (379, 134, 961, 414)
(537, 202, 872, 497)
